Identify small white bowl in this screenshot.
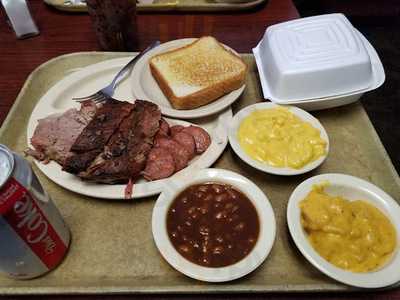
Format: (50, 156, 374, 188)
(152, 168, 276, 282)
(287, 173, 400, 288)
(228, 103, 329, 175)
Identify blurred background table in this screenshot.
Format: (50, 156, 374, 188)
(0, 0, 399, 299)
(0, 0, 298, 124)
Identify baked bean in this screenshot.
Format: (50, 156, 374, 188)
(234, 222, 245, 231)
(213, 246, 223, 255)
(188, 206, 196, 214)
(227, 189, 238, 200)
(198, 185, 208, 193)
(179, 245, 190, 253)
(204, 194, 213, 202)
(195, 191, 205, 199)
(199, 225, 210, 236)
(215, 194, 227, 202)
(199, 206, 208, 215)
(167, 183, 260, 268)
(215, 211, 224, 219)
(212, 184, 224, 194)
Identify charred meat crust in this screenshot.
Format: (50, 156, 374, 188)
(63, 99, 135, 174)
(78, 100, 161, 184)
(71, 99, 134, 152)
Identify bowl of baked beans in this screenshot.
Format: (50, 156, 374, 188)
(152, 168, 276, 282)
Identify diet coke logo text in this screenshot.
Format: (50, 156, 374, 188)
(14, 193, 56, 253)
(1, 178, 68, 269)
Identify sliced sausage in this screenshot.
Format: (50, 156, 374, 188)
(170, 125, 184, 137)
(182, 126, 211, 154)
(155, 130, 167, 140)
(173, 132, 196, 159)
(142, 147, 175, 181)
(159, 118, 170, 135)
(155, 137, 190, 171)
(154, 118, 170, 140)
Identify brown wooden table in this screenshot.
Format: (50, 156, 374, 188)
(0, 0, 399, 299)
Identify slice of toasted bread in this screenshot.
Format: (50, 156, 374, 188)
(149, 37, 247, 110)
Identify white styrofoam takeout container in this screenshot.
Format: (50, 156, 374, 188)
(253, 14, 385, 111)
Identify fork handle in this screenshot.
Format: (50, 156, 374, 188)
(111, 40, 161, 90)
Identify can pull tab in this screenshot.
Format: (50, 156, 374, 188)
(1, 0, 39, 39)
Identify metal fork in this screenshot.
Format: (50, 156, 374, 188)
(73, 40, 160, 103)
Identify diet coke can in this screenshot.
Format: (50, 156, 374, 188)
(0, 144, 70, 279)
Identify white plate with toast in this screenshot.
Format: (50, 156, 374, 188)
(131, 38, 246, 119)
(27, 57, 232, 199)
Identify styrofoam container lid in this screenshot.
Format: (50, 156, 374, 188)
(254, 28, 385, 111)
(253, 14, 374, 102)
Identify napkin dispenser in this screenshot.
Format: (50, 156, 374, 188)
(1, 0, 39, 39)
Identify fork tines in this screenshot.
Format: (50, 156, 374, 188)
(73, 92, 108, 104)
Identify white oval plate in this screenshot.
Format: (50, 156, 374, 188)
(228, 103, 329, 175)
(26, 57, 231, 199)
(152, 168, 276, 282)
(287, 173, 400, 288)
(131, 38, 246, 119)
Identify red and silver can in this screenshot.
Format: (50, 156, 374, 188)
(0, 144, 70, 279)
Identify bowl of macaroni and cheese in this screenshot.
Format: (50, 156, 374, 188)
(287, 173, 400, 288)
(228, 103, 329, 175)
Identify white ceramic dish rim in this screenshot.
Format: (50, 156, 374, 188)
(287, 173, 400, 288)
(131, 38, 246, 119)
(253, 29, 385, 104)
(228, 102, 329, 176)
(26, 57, 231, 199)
(152, 168, 276, 282)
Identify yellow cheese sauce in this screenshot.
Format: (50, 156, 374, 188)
(300, 185, 397, 272)
(237, 107, 327, 169)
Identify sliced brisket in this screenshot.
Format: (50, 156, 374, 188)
(26, 100, 97, 165)
(79, 100, 161, 184)
(71, 99, 134, 152)
(63, 99, 134, 174)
